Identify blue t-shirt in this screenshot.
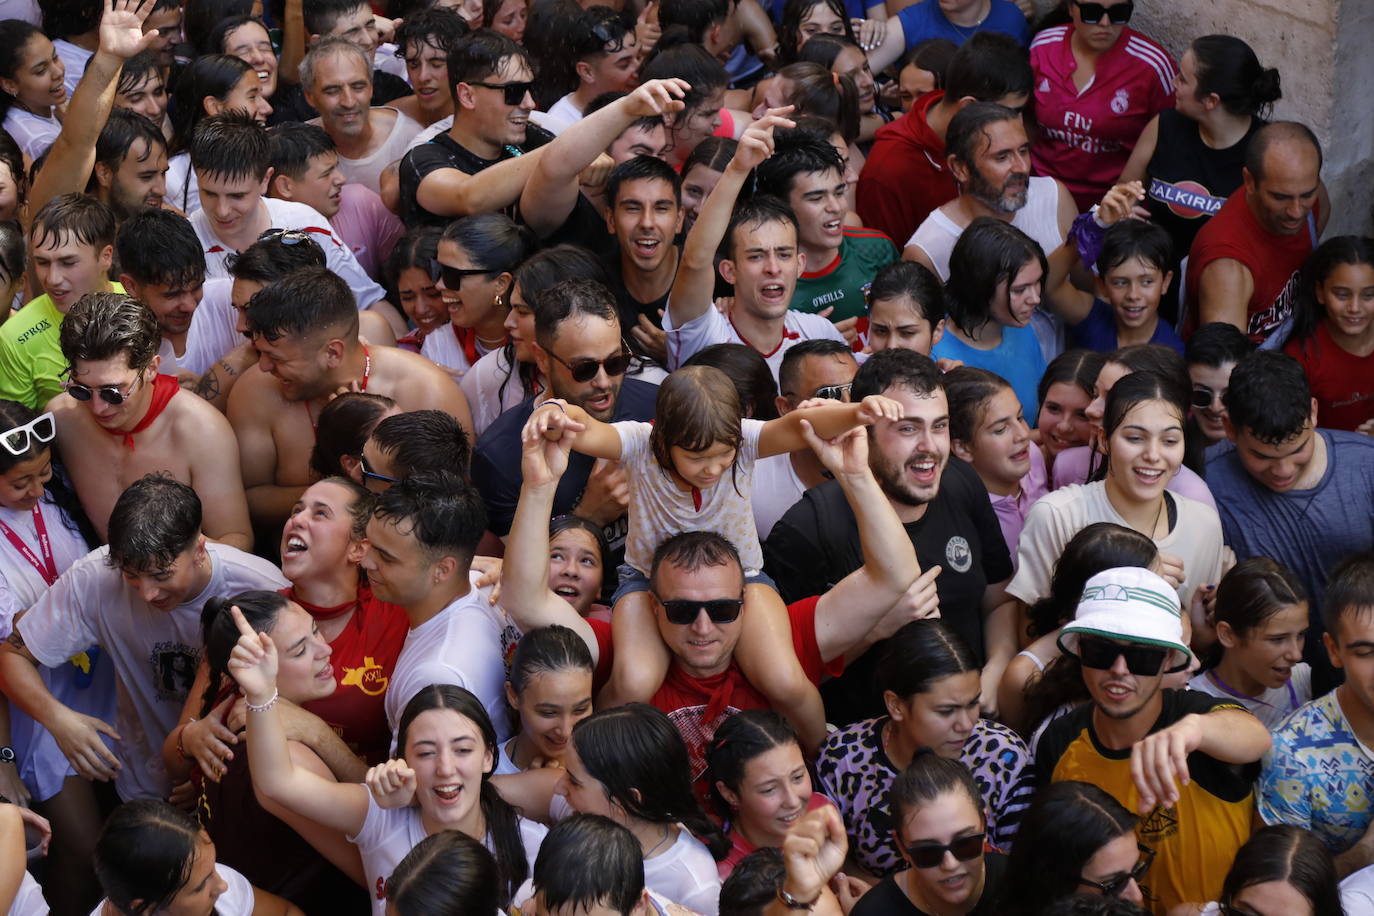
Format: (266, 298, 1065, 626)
(897, 0, 1030, 50)
(931, 323, 1046, 422)
(1070, 298, 1185, 355)
(770, 0, 871, 21)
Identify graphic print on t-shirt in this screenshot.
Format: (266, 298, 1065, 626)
(149, 641, 199, 701)
(340, 657, 389, 696)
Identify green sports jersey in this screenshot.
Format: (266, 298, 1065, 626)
(790, 228, 899, 322)
(0, 284, 123, 409)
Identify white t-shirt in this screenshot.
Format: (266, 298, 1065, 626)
(374, 43, 406, 80)
(1187, 664, 1312, 731)
(1, 108, 59, 159)
(643, 828, 721, 916)
(1008, 481, 1224, 609)
(751, 452, 806, 541)
(615, 418, 766, 574)
(164, 152, 200, 215)
(325, 107, 422, 194)
(349, 793, 546, 916)
(384, 572, 519, 743)
(459, 348, 529, 439)
(0, 498, 89, 622)
(191, 197, 386, 308)
(406, 117, 450, 152)
(90, 864, 254, 916)
(906, 176, 1064, 274)
(157, 278, 240, 376)
(18, 543, 287, 800)
(661, 303, 845, 379)
(1341, 865, 1374, 915)
(420, 324, 496, 380)
(53, 39, 91, 97)
(538, 94, 583, 134)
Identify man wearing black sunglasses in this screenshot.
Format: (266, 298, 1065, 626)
(1037, 566, 1271, 915)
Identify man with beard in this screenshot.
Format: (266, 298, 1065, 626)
(764, 348, 1015, 727)
(228, 266, 472, 534)
(89, 109, 167, 221)
(472, 278, 656, 574)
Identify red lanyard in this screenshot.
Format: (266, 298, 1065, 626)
(0, 505, 57, 585)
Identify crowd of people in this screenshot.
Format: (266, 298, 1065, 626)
(0, 0, 1364, 912)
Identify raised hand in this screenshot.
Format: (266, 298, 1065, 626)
(520, 417, 575, 487)
(800, 421, 868, 480)
(850, 17, 886, 50)
(225, 605, 278, 706)
(855, 394, 904, 426)
(730, 108, 796, 174)
(521, 399, 584, 446)
(99, 0, 157, 60)
(1095, 180, 1148, 226)
(624, 78, 688, 120)
(780, 806, 848, 906)
(365, 759, 417, 809)
(635, 0, 661, 55)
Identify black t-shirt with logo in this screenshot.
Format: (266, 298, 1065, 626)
(764, 458, 1012, 726)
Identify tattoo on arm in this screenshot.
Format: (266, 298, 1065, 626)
(193, 371, 221, 401)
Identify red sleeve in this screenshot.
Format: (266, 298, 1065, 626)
(788, 596, 845, 683)
(587, 618, 613, 692)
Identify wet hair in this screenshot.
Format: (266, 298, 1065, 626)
(851, 346, 942, 401)
(397, 6, 468, 62)
(605, 155, 682, 209)
(1096, 219, 1174, 278)
(639, 37, 728, 129)
(116, 48, 165, 100)
(170, 55, 255, 157)
(385, 830, 501, 916)
(93, 109, 168, 192)
(1289, 235, 1374, 349)
(570, 704, 731, 859)
(795, 33, 861, 71)
(206, 15, 271, 60)
(1037, 348, 1105, 413)
(945, 218, 1047, 337)
(115, 209, 205, 291)
(447, 29, 530, 96)
(1190, 35, 1281, 119)
(877, 620, 979, 700)
(777, 0, 856, 65)
(1001, 782, 1139, 916)
(754, 130, 846, 200)
(532, 277, 619, 352)
(945, 101, 1023, 169)
(0, 132, 26, 212)
(1220, 825, 1342, 916)
(30, 193, 116, 253)
(548, 514, 611, 587)
(106, 474, 202, 575)
(394, 685, 528, 908)
(532, 814, 645, 915)
(246, 266, 359, 343)
(776, 338, 853, 403)
(227, 231, 327, 284)
(1203, 558, 1307, 668)
(773, 62, 860, 144)
(502, 246, 610, 402)
(868, 261, 946, 324)
(267, 121, 336, 182)
(509, 624, 594, 697)
(659, 0, 729, 44)
(722, 194, 800, 261)
(1108, 342, 1190, 384)
(93, 799, 206, 916)
(944, 366, 1014, 445)
(370, 410, 472, 481)
(649, 531, 743, 592)
(1098, 370, 1189, 479)
(1322, 552, 1374, 640)
(441, 213, 537, 287)
(189, 111, 271, 183)
(0, 399, 98, 547)
(38, 0, 101, 40)
(1026, 523, 1157, 640)
(200, 590, 288, 716)
(372, 470, 486, 563)
(1245, 121, 1323, 185)
(0, 220, 22, 292)
(889, 750, 983, 828)
(686, 343, 780, 421)
(719, 847, 786, 916)
(944, 30, 1032, 102)
(303, 0, 373, 36)
(299, 35, 371, 91)
(59, 293, 160, 372)
(682, 136, 737, 179)
(1221, 350, 1311, 445)
(385, 226, 443, 300)
(309, 392, 397, 479)
(524, 0, 585, 108)
(185, 0, 255, 54)
(650, 365, 744, 486)
(0, 22, 45, 121)
(903, 38, 957, 92)
(706, 710, 799, 817)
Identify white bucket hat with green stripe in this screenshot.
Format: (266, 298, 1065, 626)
(1058, 567, 1193, 671)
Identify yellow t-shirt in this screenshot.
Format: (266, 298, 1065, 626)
(0, 284, 125, 409)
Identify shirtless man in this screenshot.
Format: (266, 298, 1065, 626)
(49, 293, 253, 549)
(228, 265, 473, 532)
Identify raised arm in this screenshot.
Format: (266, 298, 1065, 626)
(522, 399, 623, 461)
(1130, 706, 1271, 814)
(865, 16, 905, 73)
(1045, 181, 1147, 326)
(757, 395, 902, 458)
(668, 110, 795, 327)
(414, 149, 549, 220)
(26, 0, 156, 224)
(519, 79, 687, 237)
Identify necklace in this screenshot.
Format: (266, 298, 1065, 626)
(644, 824, 673, 859)
(947, 0, 990, 37)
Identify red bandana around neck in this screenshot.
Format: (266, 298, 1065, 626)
(108, 374, 179, 450)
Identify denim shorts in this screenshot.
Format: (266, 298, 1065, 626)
(611, 563, 776, 605)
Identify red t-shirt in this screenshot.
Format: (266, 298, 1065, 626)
(590, 596, 843, 781)
(1029, 25, 1176, 212)
(1186, 189, 1317, 343)
(288, 583, 409, 764)
(856, 90, 957, 246)
(1285, 321, 1374, 431)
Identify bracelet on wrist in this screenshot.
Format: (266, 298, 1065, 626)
(176, 718, 196, 761)
(776, 886, 820, 910)
(245, 690, 279, 713)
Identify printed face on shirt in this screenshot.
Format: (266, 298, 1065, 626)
(651, 557, 746, 679)
(785, 168, 847, 258)
(404, 37, 452, 117)
(0, 449, 52, 513)
(868, 384, 951, 509)
(281, 479, 366, 582)
(67, 354, 156, 431)
(1227, 404, 1321, 493)
(281, 151, 345, 218)
(960, 118, 1031, 215)
(161, 832, 229, 916)
(463, 56, 535, 149)
(719, 217, 805, 322)
(195, 169, 269, 243)
(715, 740, 813, 848)
(886, 670, 981, 760)
(536, 314, 626, 422)
(608, 121, 670, 164)
(308, 49, 374, 141)
(507, 664, 593, 764)
(402, 708, 494, 827)
(608, 176, 682, 275)
(114, 68, 169, 123)
(31, 231, 112, 313)
(1036, 381, 1094, 459)
(269, 601, 337, 704)
(1103, 398, 1185, 504)
(1098, 256, 1172, 334)
(897, 790, 987, 910)
(1243, 140, 1321, 237)
(1218, 601, 1307, 693)
(952, 386, 1031, 494)
(223, 20, 278, 97)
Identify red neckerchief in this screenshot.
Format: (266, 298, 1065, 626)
(664, 661, 739, 726)
(286, 582, 362, 622)
(0, 504, 56, 584)
(453, 326, 507, 366)
(108, 374, 179, 450)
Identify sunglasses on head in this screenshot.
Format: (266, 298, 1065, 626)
(428, 258, 495, 290)
(654, 593, 745, 626)
(547, 347, 633, 384)
(0, 412, 54, 456)
(1072, 0, 1133, 24)
(1077, 635, 1169, 676)
(66, 371, 145, 407)
(904, 833, 985, 870)
(1079, 844, 1154, 898)
(814, 382, 852, 401)
(467, 79, 534, 105)
(1190, 386, 1220, 410)
(259, 228, 313, 246)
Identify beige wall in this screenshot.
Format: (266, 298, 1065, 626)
(1029, 0, 1373, 234)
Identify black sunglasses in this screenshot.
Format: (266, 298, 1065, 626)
(1073, 0, 1133, 24)
(814, 382, 852, 401)
(358, 454, 397, 487)
(259, 228, 313, 246)
(66, 372, 145, 406)
(1190, 386, 1220, 410)
(1077, 635, 1168, 677)
(654, 593, 745, 626)
(467, 79, 533, 105)
(0, 412, 54, 456)
(428, 258, 495, 290)
(904, 833, 985, 870)
(1079, 844, 1154, 898)
(547, 347, 633, 384)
